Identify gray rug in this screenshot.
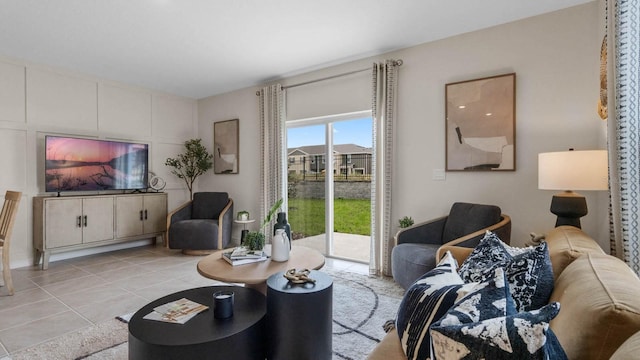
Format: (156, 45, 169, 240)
(7, 270, 404, 360)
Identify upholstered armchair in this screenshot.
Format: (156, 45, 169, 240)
(167, 192, 233, 255)
(391, 202, 511, 289)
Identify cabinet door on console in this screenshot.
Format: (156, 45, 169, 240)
(45, 198, 83, 248)
(115, 196, 144, 238)
(82, 197, 115, 243)
(142, 194, 167, 234)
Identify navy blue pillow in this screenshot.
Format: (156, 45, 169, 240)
(434, 267, 515, 328)
(430, 302, 566, 360)
(458, 232, 554, 312)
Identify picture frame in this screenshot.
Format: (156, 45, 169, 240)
(213, 119, 239, 174)
(445, 73, 516, 171)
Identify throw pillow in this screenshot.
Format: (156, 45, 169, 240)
(435, 267, 516, 328)
(430, 302, 567, 360)
(395, 251, 478, 360)
(458, 231, 554, 312)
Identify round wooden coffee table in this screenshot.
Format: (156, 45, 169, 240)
(197, 246, 325, 294)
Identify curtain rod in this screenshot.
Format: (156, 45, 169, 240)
(255, 59, 403, 95)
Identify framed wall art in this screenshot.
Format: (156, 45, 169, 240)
(213, 118, 239, 174)
(445, 73, 516, 171)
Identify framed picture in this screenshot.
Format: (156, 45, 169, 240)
(445, 73, 516, 171)
(213, 119, 239, 174)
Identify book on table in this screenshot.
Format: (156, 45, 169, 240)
(143, 298, 208, 324)
(222, 247, 268, 266)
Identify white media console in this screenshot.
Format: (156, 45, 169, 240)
(33, 192, 167, 269)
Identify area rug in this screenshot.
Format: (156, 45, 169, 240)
(7, 270, 404, 360)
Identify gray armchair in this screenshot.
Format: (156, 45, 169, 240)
(391, 202, 511, 289)
(167, 192, 234, 255)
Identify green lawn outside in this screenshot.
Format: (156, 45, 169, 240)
(288, 198, 371, 238)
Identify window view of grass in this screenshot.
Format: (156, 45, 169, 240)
(288, 198, 371, 239)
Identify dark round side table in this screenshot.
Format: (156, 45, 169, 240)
(266, 270, 333, 360)
(129, 286, 266, 360)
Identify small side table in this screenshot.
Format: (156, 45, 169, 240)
(234, 219, 255, 244)
(266, 270, 333, 360)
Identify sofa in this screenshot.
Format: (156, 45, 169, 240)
(367, 225, 640, 360)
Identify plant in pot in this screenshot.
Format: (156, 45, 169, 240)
(165, 139, 213, 201)
(398, 216, 414, 228)
(243, 198, 283, 251)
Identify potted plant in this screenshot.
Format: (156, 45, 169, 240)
(243, 198, 283, 251)
(237, 210, 250, 221)
(398, 216, 414, 228)
(165, 139, 213, 200)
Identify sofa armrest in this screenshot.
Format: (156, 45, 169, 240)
(436, 245, 473, 265)
(395, 216, 447, 246)
(366, 329, 406, 360)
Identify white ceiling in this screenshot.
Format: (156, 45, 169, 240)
(0, 0, 594, 99)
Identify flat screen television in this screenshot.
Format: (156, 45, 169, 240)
(45, 136, 149, 192)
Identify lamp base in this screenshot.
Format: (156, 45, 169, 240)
(550, 191, 588, 228)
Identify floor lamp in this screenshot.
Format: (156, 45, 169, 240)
(538, 150, 608, 228)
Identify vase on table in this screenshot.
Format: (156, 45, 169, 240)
(271, 229, 291, 262)
(273, 212, 291, 249)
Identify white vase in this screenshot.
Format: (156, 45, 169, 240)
(271, 229, 290, 262)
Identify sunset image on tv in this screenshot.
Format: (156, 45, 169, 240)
(45, 136, 148, 192)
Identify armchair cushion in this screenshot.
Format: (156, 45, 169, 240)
(391, 243, 440, 290)
(192, 192, 229, 219)
(169, 219, 220, 250)
(442, 202, 501, 243)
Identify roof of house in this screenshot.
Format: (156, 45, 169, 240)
(287, 144, 372, 156)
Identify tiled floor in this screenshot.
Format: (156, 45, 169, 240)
(0, 243, 368, 358)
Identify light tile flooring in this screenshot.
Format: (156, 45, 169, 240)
(0, 243, 369, 358)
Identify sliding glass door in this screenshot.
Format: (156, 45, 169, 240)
(287, 112, 372, 262)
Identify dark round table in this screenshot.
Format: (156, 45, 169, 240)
(266, 270, 333, 360)
(128, 286, 266, 360)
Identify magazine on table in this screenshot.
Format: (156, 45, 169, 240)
(229, 246, 266, 259)
(222, 247, 268, 266)
(143, 298, 208, 324)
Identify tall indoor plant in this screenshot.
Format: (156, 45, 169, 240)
(165, 139, 213, 200)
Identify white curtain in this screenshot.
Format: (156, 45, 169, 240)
(370, 60, 401, 276)
(607, 0, 640, 274)
(258, 84, 286, 241)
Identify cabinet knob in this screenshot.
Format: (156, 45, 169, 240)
(83, 215, 88, 227)
(144, 209, 148, 220)
(140, 210, 143, 221)
(77, 216, 82, 227)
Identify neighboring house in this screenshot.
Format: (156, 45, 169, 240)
(288, 144, 372, 176)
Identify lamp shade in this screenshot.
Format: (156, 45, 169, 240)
(538, 150, 608, 191)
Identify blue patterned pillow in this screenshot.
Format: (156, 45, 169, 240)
(458, 232, 554, 312)
(396, 251, 478, 360)
(430, 302, 567, 359)
(435, 267, 516, 328)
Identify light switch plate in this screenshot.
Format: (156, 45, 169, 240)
(432, 169, 445, 181)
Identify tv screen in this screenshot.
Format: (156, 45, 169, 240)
(45, 136, 149, 192)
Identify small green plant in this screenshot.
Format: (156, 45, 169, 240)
(243, 231, 265, 251)
(398, 216, 414, 228)
(243, 198, 284, 250)
(237, 210, 250, 221)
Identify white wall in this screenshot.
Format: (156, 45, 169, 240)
(198, 3, 610, 250)
(0, 57, 197, 268)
